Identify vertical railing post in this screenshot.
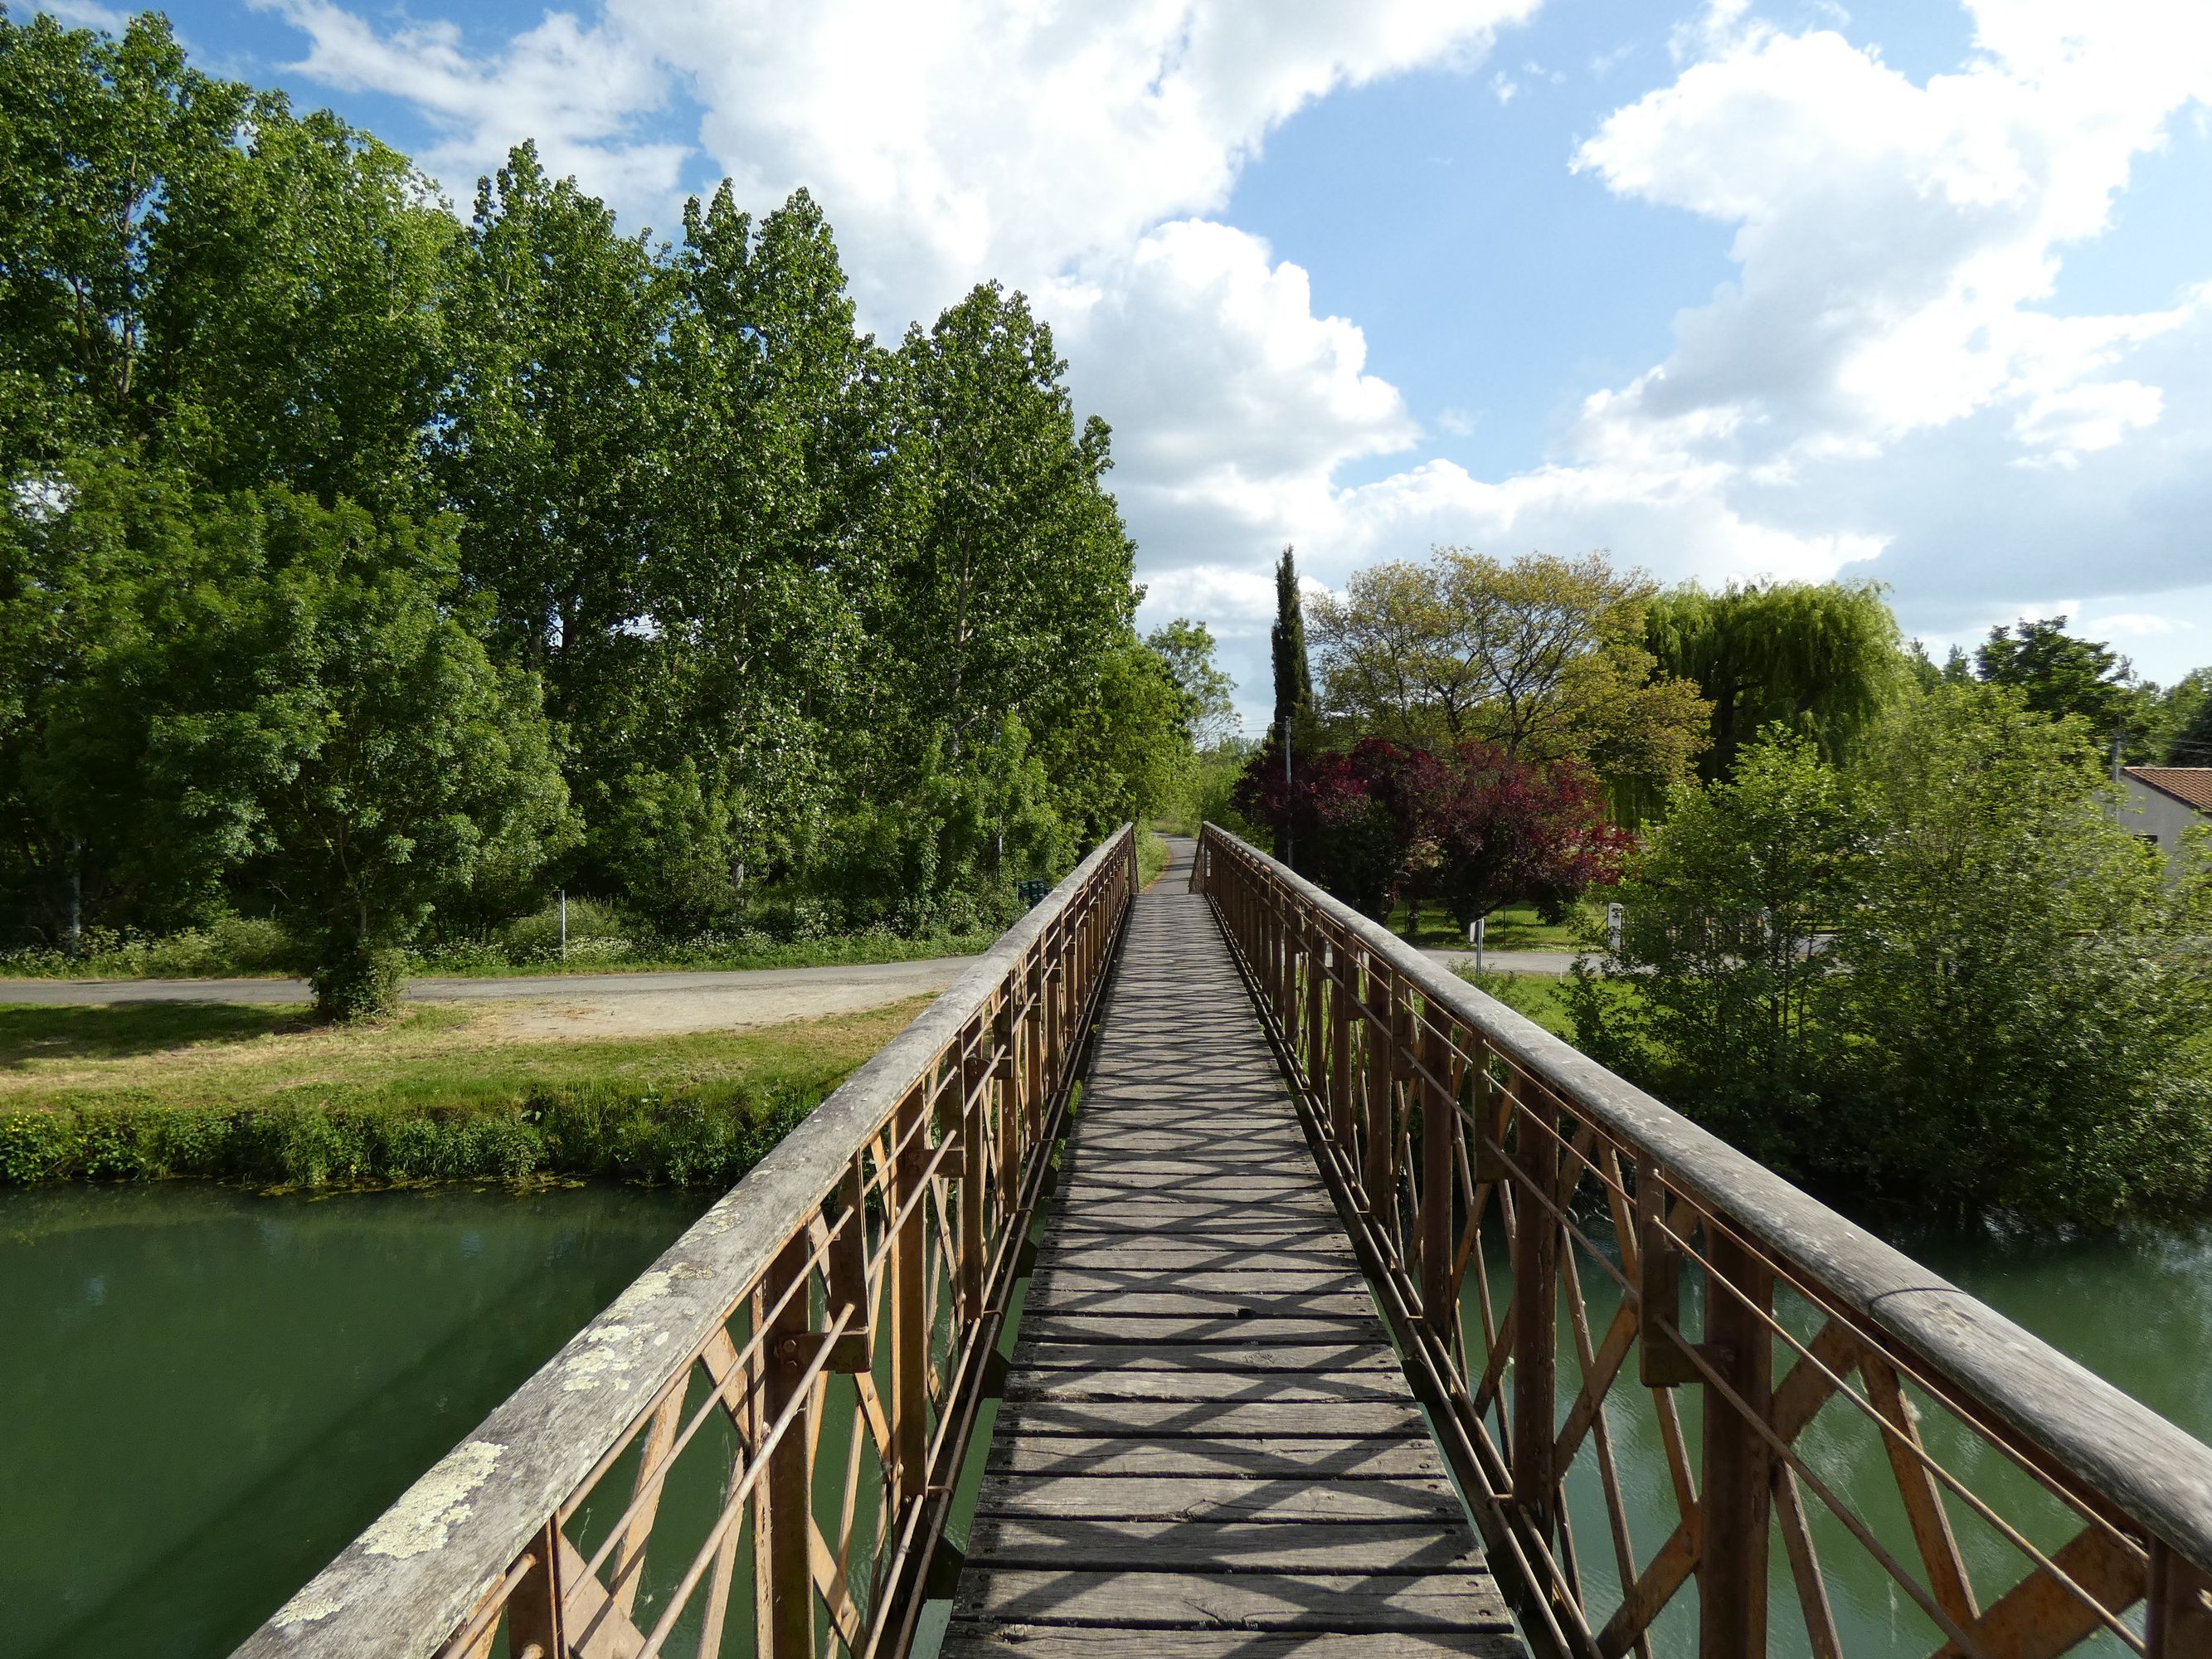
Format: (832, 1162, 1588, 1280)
(756, 1231, 814, 1659)
(993, 1002, 1019, 1243)
(1304, 922, 1328, 1095)
(2150, 1543, 2212, 1656)
(1699, 1225, 1774, 1659)
(1419, 1003, 1455, 1344)
(1361, 968, 1393, 1213)
(889, 1080, 929, 1515)
(1023, 952, 1043, 1146)
(959, 1024, 987, 1321)
(505, 1519, 563, 1659)
(1329, 943, 1355, 1149)
(1512, 1089, 1558, 1544)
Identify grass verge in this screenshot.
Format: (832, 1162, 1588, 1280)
(0, 996, 929, 1188)
(1138, 827, 1172, 889)
(1450, 966, 1575, 1039)
(1388, 900, 1588, 951)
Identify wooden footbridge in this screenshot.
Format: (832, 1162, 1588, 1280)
(246, 826, 2212, 1659)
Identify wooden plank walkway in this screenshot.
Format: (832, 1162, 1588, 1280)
(945, 839, 1524, 1659)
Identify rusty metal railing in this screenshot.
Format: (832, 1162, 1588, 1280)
(1198, 822, 2212, 1659)
(238, 826, 1136, 1659)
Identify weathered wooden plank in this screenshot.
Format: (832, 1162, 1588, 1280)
(953, 1569, 1514, 1632)
(1037, 1245, 1360, 1272)
(943, 1629, 1522, 1659)
(1046, 1211, 1344, 1237)
(1004, 1367, 1412, 1404)
(997, 1399, 1428, 1439)
(1020, 1287, 1379, 1319)
(1033, 1268, 1369, 1295)
(1013, 1341, 1400, 1373)
(1049, 1194, 1339, 1218)
(971, 1474, 1465, 1523)
(988, 1436, 1446, 1478)
(1017, 1314, 1386, 1345)
(966, 1519, 1483, 1574)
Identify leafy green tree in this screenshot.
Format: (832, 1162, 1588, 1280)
(2159, 669, 2212, 764)
(878, 282, 1134, 759)
(0, 12, 246, 461)
(591, 760, 742, 935)
(1833, 685, 2212, 1220)
(1311, 547, 1708, 790)
(1567, 733, 1867, 1162)
(0, 451, 190, 942)
(437, 143, 670, 735)
(1644, 580, 1905, 781)
(42, 485, 571, 1017)
(1147, 617, 1240, 749)
(147, 105, 455, 509)
(1974, 616, 2151, 757)
(639, 185, 881, 883)
(0, 12, 453, 508)
(1035, 635, 1194, 835)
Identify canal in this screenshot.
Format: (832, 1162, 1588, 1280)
(2, 1182, 2205, 1658)
(1, 1183, 704, 1659)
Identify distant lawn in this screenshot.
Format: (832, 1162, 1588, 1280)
(1388, 899, 1590, 953)
(0, 996, 931, 1116)
(1449, 968, 1577, 1039)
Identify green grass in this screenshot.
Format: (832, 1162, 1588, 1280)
(1450, 966, 1576, 1039)
(1138, 828, 1172, 889)
(0, 996, 930, 1187)
(404, 929, 999, 978)
(1387, 899, 1590, 952)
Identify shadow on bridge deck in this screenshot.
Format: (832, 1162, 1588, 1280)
(945, 837, 1526, 1658)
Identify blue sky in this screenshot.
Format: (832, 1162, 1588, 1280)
(58, 0, 2212, 728)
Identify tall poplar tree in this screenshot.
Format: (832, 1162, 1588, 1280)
(1270, 545, 1312, 737)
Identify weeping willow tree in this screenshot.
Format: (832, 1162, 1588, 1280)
(1646, 580, 1907, 784)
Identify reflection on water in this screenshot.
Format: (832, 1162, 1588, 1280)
(0, 1182, 703, 1659)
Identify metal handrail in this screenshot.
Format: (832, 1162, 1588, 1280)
(238, 825, 1137, 1659)
(1198, 820, 2212, 1659)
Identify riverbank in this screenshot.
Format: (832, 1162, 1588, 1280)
(0, 996, 930, 1186)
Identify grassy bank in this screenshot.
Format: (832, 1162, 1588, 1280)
(0, 997, 928, 1188)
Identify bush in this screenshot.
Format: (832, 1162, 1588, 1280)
(1571, 692, 2212, 1225)
(0, 1076, 831, 1189)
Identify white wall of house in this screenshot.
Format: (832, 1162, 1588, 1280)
(2113, 775, 2210, 868)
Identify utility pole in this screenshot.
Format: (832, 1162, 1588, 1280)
(559, 888, 568, 962)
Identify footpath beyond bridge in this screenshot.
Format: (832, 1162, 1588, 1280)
(243, 825, 2212, 1659)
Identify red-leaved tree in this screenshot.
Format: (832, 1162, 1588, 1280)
(1234, 737, 1626, 932)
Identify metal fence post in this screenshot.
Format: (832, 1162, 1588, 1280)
(1420, 1005, 1455, 1344)
(756, 1232, 814, 1659)
(1512, 1097, 1558, 1545)
(1699, 1226, 1774, 1659)
(889, 1080, 930, 1515)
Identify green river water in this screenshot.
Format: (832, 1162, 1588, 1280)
(0, 1183, 704, 1659)
(2, 1183, 2205, 1659)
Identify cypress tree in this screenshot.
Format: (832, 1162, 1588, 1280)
(1271, 544, 1313, 735)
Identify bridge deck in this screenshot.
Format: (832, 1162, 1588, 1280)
(945, 840, 1524, 1658)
